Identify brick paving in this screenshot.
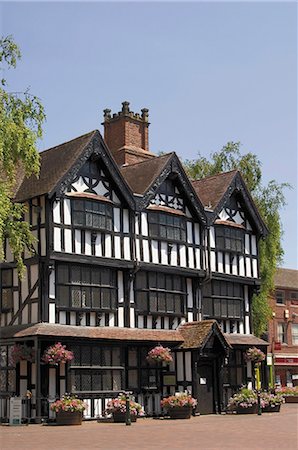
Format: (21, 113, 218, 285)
(1, 404, 297, 450)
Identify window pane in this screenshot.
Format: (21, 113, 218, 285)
(2, 270, 12, 286)
(136, 292, 147, 311)
(158, 292, 166, 312)
(81, 372, 92, 391)
(58, 286, 69, 307)
(128, 370, 138, 389)
(112, 348, 121, 366)
(128, 349, 138, 367)
(292, 324, 298, 345)
(58, 265, 68, 284)
(71, 266, 81, 284)
(71, 288, 82, 308)
(136, 272, 147, 289)
(73, 211, 84, 226)
(92, 372, 102, 390)
(101, 289, 110, 309)
(2, 289, 13, 310)
(81, 347, 91, 366)
(92, 288, 101, 308)
(102, 370, 112, 390)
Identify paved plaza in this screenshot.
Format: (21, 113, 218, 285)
(1, 404, 297, 450)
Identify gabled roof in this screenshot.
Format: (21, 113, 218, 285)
(121, 152, 206, 224)
(178, 320, 231, 351)
(192, 170, 268, 236)
(192, 170, 237, 210)
(274, 268, 298, 290)
(14, 130, 135, 209)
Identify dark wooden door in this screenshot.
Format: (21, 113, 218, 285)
(197, 363, 214, 414)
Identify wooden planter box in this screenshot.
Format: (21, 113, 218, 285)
(235, 404, 258, 414)
(262, 404, 281, 413)
(112, 412, 137, 423)
(56, 411, 82, 425)
(167, 406, 192, 419)
(285, 396, 298, 403)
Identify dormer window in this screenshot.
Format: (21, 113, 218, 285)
(71, 196, 113, 232)
(148, 211, 186, 242)
(215, 224, 244, 253)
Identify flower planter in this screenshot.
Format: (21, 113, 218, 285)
(285, 396, 298, 403)
(262, 405, 281, 413)
(167, 406, 193, 419)
(56, 410, 82, 425)
(112, 412, 137, 423)
(235, 404, 258, 414)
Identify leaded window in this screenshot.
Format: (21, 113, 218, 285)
(202, 281, 244, 320)
(135, 271, 186, 315)
(56, 264, 117, 310)
(148, 212, 186, 242)
(215, 226, 244, 253)
(72, 199, 113, 231)
(1, 269, 13, 312)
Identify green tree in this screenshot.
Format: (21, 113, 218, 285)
(184, 142, 289, 337)
(0, 35, 45, 275)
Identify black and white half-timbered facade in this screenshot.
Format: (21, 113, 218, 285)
(0, 102, 269, 421)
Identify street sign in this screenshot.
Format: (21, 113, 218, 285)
(9, 397, 22, 425)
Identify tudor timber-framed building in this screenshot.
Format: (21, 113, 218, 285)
(0, 102, 269, 421)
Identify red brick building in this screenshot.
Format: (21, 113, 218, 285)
(268, 268, 298, 387)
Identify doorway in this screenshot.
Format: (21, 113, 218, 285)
(197, 362, 214, 414)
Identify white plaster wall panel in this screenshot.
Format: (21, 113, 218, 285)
(32, 229, 39, 254)
(245, 234, 250, 254)
(185, 207, 192, 218)
(130, 307, 135, 328)
(105, 235, 112, 257)
(217, 251, 224, 273)
(194, 223, 200, 245)
(245, 316, 250, 334)
(21, 269, 29, 300)
(112, 191, 120, 204)
(246, 221, 252, 231)
(22, 305, 28, 324)
(40, 229, 46, 256)
(108, 314, 115, 327)
(225, 253, 230, 274)
(94, 399, 102, 418)
(48, 303, 56, 323)
(232, 256, 238, 275)
(155, 317, 161, 329)
(188, 248, 195, 268)
(40, 196, 46, 223)
(118, 272, 124, 303)
(143, 240, 150, 262)
(60, 380, 66, 397)
(54, 227, 62, 252)
(246, 257, 251, 277)
(74, 230, 81, 254)
(95, 233, 102, 257)
(147, 316, 152, 328)
(171, 244, 178, 266)
(187, 311, 194, 322)
(187, 279, 193, 309)
(59, 311, 66, 325)
(64, 229, 72, 253)
(13, 268, 18, 286)
(13, 292, 19, 314)
(71, 177, 89, 192)
(114, 236, 121, 259)
(252, 259, 258, 278)
(64, 199, 71, 225)
(195, 248, 201, 269)
(141, 212, 148, 236)
(151, 240, 159, 264)
(118, 307, 124, 327)
(32, 206, 38, 227)
(123, 209, 129, 233)
(20, 380, 27, 397)
(53, 200, 61, 223)
(187, 222, 193, 244)
(244, 286, 249, 311)
(49, 271, 55, 299)
(233, 211, 243, 225)
(164, 317, 169, 329)
(138, 315, 144, 328)
(123, 237, 130, 260)
(251, 235, 257, 255)
(185, 352, 192, 381)
(31, 302, 38, 322)
(135, 216, 139, 235)
(225, 320, 230, 333)
(176, 353, 184, 381)
(239, 322, 244, 334)
(239, 256, 245, 277)
(90, 313, 96, 326)
(179, 245, 187, 267)
(210, 251, 216, 272)
(113, 208, 121, 232)
(85, 231, 92, 255)
(209, 227, 215, 248)
(80, 314, 86, 326)
(136, 239, 141, 261)
(161, 242, 168, 265)
(49, 369, 56, 399)
(70, 312, 76, 325)
(219, 209, 229, 221)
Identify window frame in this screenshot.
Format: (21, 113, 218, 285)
(1, 269, 13, 313)
(72, 198, 113, 232)
(147, 211, 186, 243)
(275, 290, 285, 305)
(215, 225, 244, 254)
(277, 322, 287, 344)
(291, 324, 298, 346)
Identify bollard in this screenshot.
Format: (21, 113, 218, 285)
(257, 391, 262, 416)
(125, 392, 131, 426)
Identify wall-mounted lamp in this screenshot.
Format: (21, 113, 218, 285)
(284, 309, 290, 319)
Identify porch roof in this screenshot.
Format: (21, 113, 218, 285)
(178, 320, 231, 350)
(0, 323, 184, 343)
(224, 333, 269, 347)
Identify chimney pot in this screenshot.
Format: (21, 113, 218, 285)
(122, 101, 130, 114)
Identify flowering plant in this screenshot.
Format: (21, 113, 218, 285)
(276, 386, 298, 397)
(245, 347, 266, 364)
(260, 392, 284, 408)
(228, 388, 258, 409)
(147, 345, 173, 364)
(50, 394, 87, 413)
(161, 393, 197, 409)
(42, 342, 74, 365)
(11, 344, 35, 365)
(106, 395, 144, 416)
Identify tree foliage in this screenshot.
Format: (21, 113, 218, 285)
(0, 35, 45, 275)
(184, 142, 289, 337)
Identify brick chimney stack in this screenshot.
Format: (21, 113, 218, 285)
(102, 101, 156, 166)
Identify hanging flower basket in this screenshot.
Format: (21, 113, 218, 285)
(245, 347, 266, 364)
(146, 345, 173, 364)
(10, 344, 35, 365)
(42, 342, 74, 365)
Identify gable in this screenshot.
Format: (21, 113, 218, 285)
(216, 192, 254, 231)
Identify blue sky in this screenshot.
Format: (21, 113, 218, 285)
(1, 1, 297, 268)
